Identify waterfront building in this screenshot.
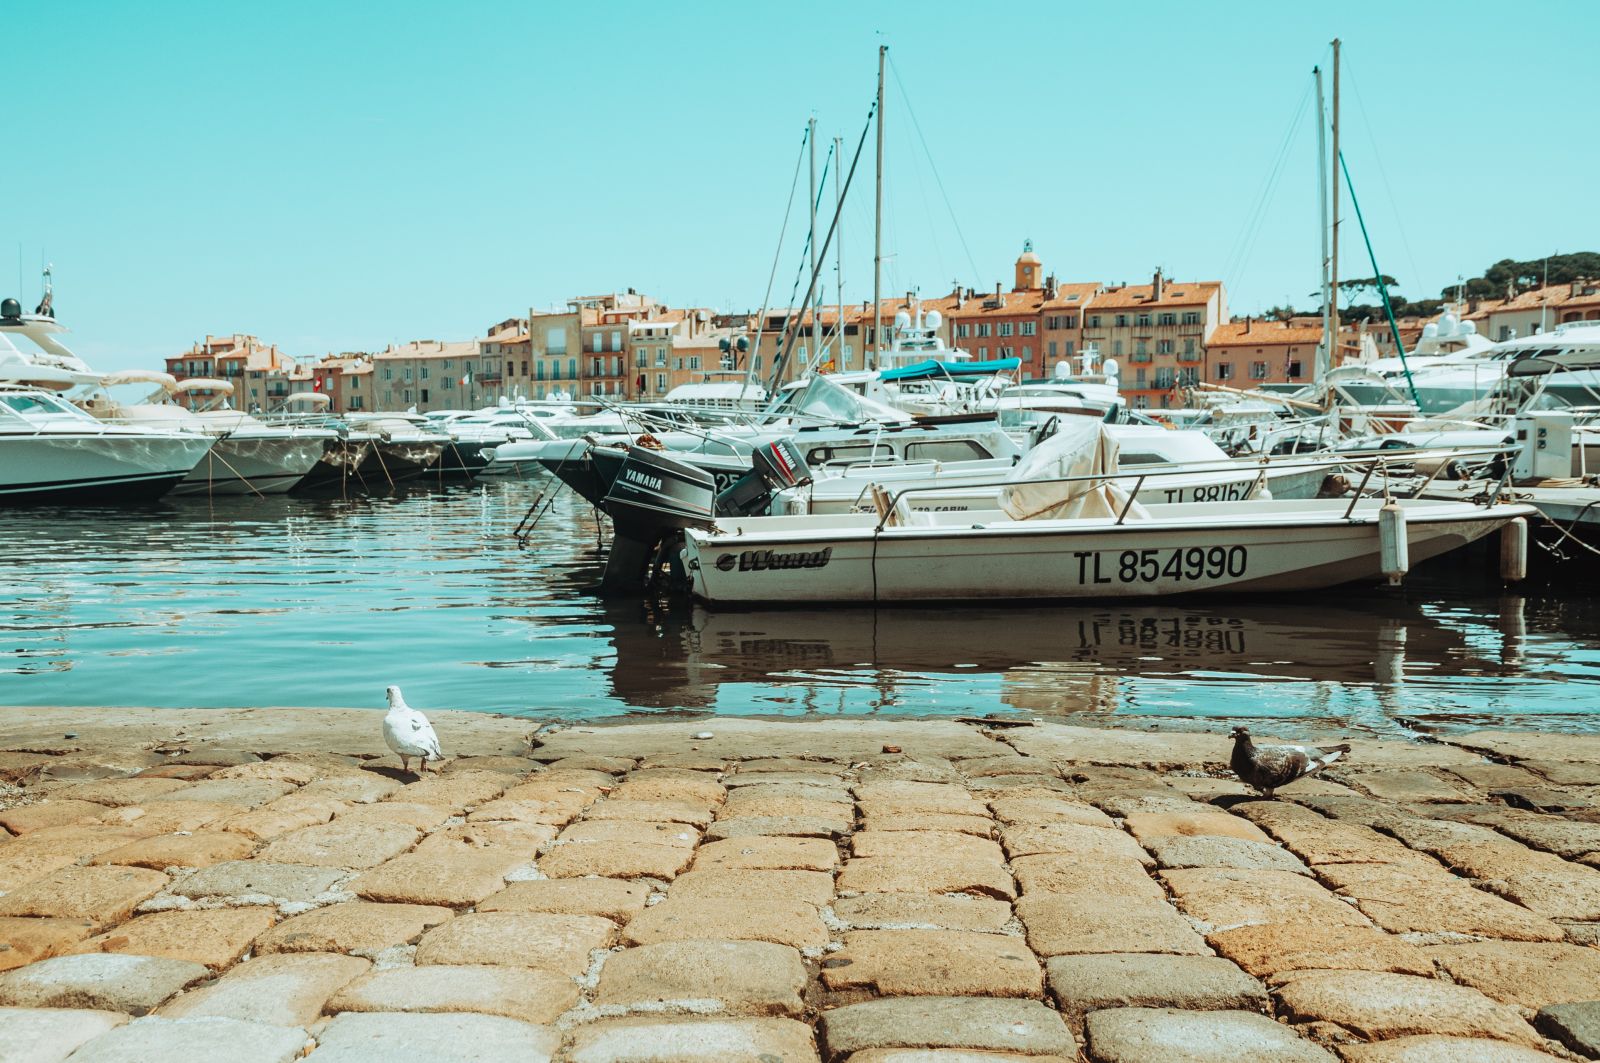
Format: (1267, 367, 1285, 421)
(1080, 272, 1226, 409)
(1205, 317, 1325, 389)
(371, 339, 479, 412)
(1466, 279, 1600, 341)
(166, 334, 298, 411)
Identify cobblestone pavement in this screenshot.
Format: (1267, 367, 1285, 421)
(1, 709, 1599, 1061)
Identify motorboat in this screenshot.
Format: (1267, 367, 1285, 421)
(0, 383, 215, 504)
(257, 393, 375, 493)
(341, 412, 451, 484)
(80, 374, 334, 495)
(423, 407, 555, 478)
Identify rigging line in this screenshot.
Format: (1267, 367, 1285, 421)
(888, 55, 980, 283)
(746, 125, 812, 387)
(1221, 77, 1314, 292)
(777, 142, 837, 350)
(1229, 87, 1311, 302)
(1343, 57, 1426, 305)
(896, 87, 947, 286)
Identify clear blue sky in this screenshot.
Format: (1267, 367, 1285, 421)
(11, 0, 1596, 369)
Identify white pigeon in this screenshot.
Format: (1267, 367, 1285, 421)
(382, 685, 443, 774)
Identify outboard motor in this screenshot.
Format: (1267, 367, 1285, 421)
(715, 438, 814, 517)
(599, 445, 715, 593)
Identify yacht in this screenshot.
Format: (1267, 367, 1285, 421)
(341, 412, 451, 484)
(423, 407, 554, 477)
(81, 374, 334, 495)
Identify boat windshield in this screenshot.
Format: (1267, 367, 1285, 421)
(768, 374, 909, 425)
(0, 390, 97, 426)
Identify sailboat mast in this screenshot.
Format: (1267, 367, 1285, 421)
(872, 44, 886, 371)
(808, 116, 820, 374)
(835, 134, 845, 371)
(1314, 65, 1332, 380)
(1330, 38, 1341, 351)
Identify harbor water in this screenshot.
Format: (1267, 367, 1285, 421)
(3, 476, 1598, 737)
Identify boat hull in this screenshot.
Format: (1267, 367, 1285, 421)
(683, 499, 1531, 604)
(292, 439, 372, 493)
(0, 434, 213, 505)
(169, 434, 328, 496)
(359, 441, 445, 485)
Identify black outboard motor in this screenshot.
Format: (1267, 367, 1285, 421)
(599, 446, 715, 593)
(714, 438, 814, 517)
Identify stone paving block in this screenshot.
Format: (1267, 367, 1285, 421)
(539, 842, 693, 881)
(1237, 803, 1435, 867)
(467, 797, 585, 827)
(160, 952, 370, 1025)
(1123, 811, 1272, 845)
(1160, 867, 1370, 930)
(329, 964, 578, 1024)
(1318, 862, 1565, 940)
(695, 836, 839, 872)
(0, 799, 113, 834)
(64, 1016, 310, 1063)
(163, 779, 295, 808)
(165, 749, 261, 767)
(0, 826, 148, 891)
(1045, 954, 1267, 1016)
(850, 831, 1004, 864)
(670, 868, 835, 907)
(1536, 1001, 1600, 1059)
(558, 819, 700, 847)
(1016, 894, 1210, 956)
(334, 801, 452, 831)
(1520, 759, 1600, 786)
(842, 1053, 1075, 1063)
(724, 772, 845, 791)
(1143, 834, 1311, 875)
(1011, 855, 1166, 901)
(719, 792, 854, 820)
(822, 930, 1042, 998)
(307, 1011, 558, 1062)
(0, 865, 168, 926)
(855, 794, 987, 818)
(0, 917, 96, 973)
(298, 773, 403, 804)
(388, 770, 510, 810)
(259, 819, 419, 868)
(1001, 823, 1152, 865)
(583, 799, 716, 827)
(856, 813, 994, 837)
(611, 774, 727, 805)
(256, 901, 450, 956)
(540, 755, 634, 774)
(1082, 1007, 1335, 1063)
(1492, 816, 1600, 861)
(63, 777, 191, 807)
(1273, 970, 1543, 1047)
(736, 758, 848, 776)
(0, 953, 208, 1014)
(706, 816, 851, 840)
(1344, 770, 1472, 803)
(0, 1006, 127, 1063)
(1485, 865, 1600, 921)
(830, 894, 1012, 933)
(565, 1015, 817, 1063)
(730, 784, 854, 807)
(596, 939, 807, 1016)
(819, 996, 1075, 1059)
(477, 878, 648, 922)
(414, 820, 556, 861)
(1207, 922, 1433, 978)
(116, 800, 243, 835)
(349, 853, 513, 906)
(854, 755, 960, 784)
(836, 856, 1014, 900)
(174, 860, 345, 905)
(212, 760, 323, 785)
(989, 797, 1115, 829)
(71, 906, 277, 969)
(1423, 941, 1600, 1010)
(218, 798, 346, 842)
(1337, 1035, 1567, 1061)
(90, 830, 258, 870)
(623, 895, 829, 949)
(415, 911, 614, 973)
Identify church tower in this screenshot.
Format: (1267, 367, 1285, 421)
(1015, 240, 1043, 291)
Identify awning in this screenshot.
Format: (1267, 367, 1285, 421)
(879, 357, 1021, 382)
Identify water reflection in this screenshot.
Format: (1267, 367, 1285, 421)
(0, 480, 1597, 734)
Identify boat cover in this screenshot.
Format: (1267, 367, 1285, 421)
(999, 419, 1148, 521)
(878, 358, 1021, 382)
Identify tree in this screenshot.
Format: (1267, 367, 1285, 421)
(1338, 275, 1400, 301)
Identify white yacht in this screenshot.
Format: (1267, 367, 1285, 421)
(81, 374, 334, 495)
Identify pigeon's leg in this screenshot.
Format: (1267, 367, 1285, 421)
(419, 756, 430, 775)
(1263, 787, 1276, 799)
(400, 755, 410, 773)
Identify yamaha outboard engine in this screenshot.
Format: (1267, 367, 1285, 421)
(599, 445, 715, 593)
(714, 438, 814, 517)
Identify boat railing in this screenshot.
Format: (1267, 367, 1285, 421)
(871, 445, 1522, 532)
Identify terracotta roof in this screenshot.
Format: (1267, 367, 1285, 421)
(373, 339, 480, 361)
(1207, 320, 1324, 347)
(1085, 281, 1221, 310)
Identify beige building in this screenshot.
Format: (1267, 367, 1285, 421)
(1080, 272, 1226, 408)
(370, 339, 480, 412)
(1467, 280, 1600, 341)
(166, 334, 298, 411)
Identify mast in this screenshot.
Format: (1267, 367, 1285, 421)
(872, 44, 886, 370)
(1314, 65, 1332, 380)
(808, 116, 820, 376)
(835, 134, 845, 371)
(1330, 38, 1341, 350)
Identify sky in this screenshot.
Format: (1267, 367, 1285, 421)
(9, 0, 1597, 370)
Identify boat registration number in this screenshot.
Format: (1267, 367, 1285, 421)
(1074, 546, 1248, 584)
(1163, 481, 1253, 503)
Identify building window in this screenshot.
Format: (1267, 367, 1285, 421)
(1021, 346, 1032, 361)
(977, 323, 991, 337)
(1113, 340, 1124, 356)
(552, 362, 562, 381)
(536, 362, 545, 380)
(568, 358, 577, 379)
(404, 367, 413, 380)
(383, 367, 393, 380)
(1088, 315, 1101, 328)
(443, 359, 452, 370)
(383, 390, 392, 405)
(998, 322, 1014, 337)
(1135, 368, 1146, 385)
(1251, 361, 1269, 379)
(1217, 363, 1233, 380)
(635, 351, 645, 368)
(591, 332, 602, 352)
(1158, 313, 1176, 326)
(349, 396, 363, 410)
(1115, 315, 1128, 327)
(1184, 339, 1195, 356)
(675, 357, 684, 370)
(689, 356, 701, 370)
(1065, 341, 1075, 356)
(956, 324, 970, 338)
(798, 345, 807, 365)
(420, 367, 429, 379)
(1136, 313, 1152, 327)
(1135, 340, 1148, 358)
(610, 330, 621, 351)
(1156, 339, 1174, 355)
(654, 349, 666, 367)
(1288, 360, 1303, 379)
(978, 347, 988, 357)
(1180, 368, 1198, 386)
(443, 377, 453, 390)
(1181, 311, 1201, 325)
(421, 388, 429, 403)
(656, 372, 666, 391)
(1155, 369, 1174, 389)
(1048, 341, 1057, 358)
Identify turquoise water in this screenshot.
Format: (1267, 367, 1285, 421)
(3, 476, 1599, 735)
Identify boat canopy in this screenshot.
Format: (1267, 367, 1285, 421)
(281, 392, 332, 407)
(998, 419, 1148, 522)
(174, 378, 235, 395)
(879, 357, 1020, 382)
(1507, 350, 1600, 378)
(100, 369, 178, 389)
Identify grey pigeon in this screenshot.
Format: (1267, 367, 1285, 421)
(1229, 726, 1350, 798)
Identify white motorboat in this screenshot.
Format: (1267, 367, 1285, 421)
(82, 374, 334, 495)
(341, 412, 451, 483)
(424, 407, 555, 477)
(0, 384, 215, 504)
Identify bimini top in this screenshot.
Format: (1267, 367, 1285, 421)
(879, 357, 1021, 383)
(1506, 346, 1600, 378)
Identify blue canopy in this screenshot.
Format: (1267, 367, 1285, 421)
(878, 357, 1021, 382)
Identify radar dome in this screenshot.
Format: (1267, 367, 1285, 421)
(1460, 320, 1477, 337)
(1102, 358, 1119, 380)
(1421, 323, 1439, 339)
(1439, 312, 1459, 334)
(924, 309, 942, 331)
(1053, 359, 1072, 379)
(894, 311, 911, 331)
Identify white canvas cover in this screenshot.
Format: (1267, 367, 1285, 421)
(999, 419, 1149, 521)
